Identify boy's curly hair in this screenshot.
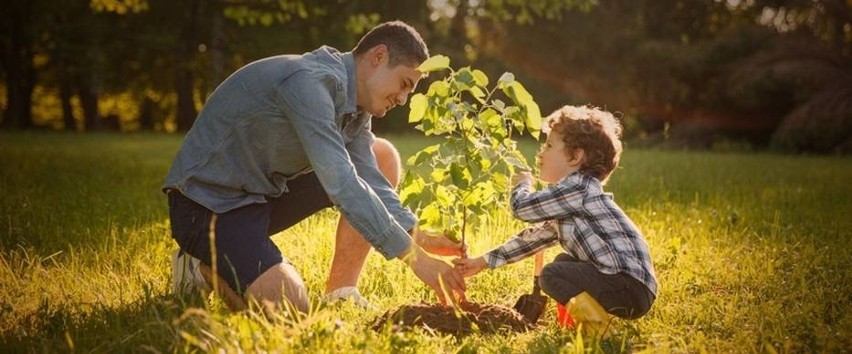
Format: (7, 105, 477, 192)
(544, 105, 623, 184)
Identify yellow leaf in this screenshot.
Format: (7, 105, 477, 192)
(408, 94, 427, 123)
(472, 69, 489, 87)
(418, 55, 450, 73)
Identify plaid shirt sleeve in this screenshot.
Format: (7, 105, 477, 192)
(483, 222, 560, 268)
(510, 178, 586, 223)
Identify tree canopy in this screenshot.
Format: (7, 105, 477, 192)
(1, 0, 849, 153)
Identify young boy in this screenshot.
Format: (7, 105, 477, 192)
(454, 105, 657, 334)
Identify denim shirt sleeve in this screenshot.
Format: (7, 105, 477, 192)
(346, 127, 417, 232)
(275, 71, 411, 259)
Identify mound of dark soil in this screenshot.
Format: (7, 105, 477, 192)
(372, 301, 533, 336)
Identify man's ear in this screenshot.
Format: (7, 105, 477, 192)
(368, 44, 389, 67)
(569, 148, 585, 167)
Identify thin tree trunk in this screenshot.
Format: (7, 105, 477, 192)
(824, 0, 850, 54)
(60, 79, 76, 131)
(175, 0, 201, 132)
(1, 1, 35, 130)
(211, 5, 225, 89)
(80, 80, 100, 131)
(175, 67, 197, 132)
(138, 97, 155, 131)
(56, 48, 77, 131)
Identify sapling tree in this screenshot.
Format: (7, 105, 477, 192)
(400, 55, 542, 246)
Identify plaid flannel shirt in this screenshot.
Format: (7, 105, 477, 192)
(483, 172, 658, 296)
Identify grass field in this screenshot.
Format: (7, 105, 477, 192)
(1, 132, 850, 353)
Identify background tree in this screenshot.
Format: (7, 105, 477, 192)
(1, 0, 40, 130)
(0, 0, 848, 152)
(467, 0, 851, 152)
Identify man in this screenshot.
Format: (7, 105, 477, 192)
(164, 21, 466, 313)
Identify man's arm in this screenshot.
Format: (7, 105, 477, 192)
(346, 127, 417, 232)
(276, 72, 410, 259)
(347, 129, 465, 257)
(277, 72, 465, 303)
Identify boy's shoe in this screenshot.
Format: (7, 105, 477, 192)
(171, 250, 212, 298)
(322, 286, 373, 309)
(557, 302, 576, 328)
(566, 291, 613, 338)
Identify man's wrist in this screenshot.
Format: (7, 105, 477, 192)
(397, 243, 422, 266)
(409, 228, 422, 244)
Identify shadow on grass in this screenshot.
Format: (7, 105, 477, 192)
(0, 133, 176, 253)
(0, 287, 206, 353)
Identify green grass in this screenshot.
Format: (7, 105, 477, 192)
(1, 132, 850, 353)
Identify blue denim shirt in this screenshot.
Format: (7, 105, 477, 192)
(164, 46, 415, 259)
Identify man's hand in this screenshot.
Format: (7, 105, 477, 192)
(413, 229, 467, 257)
(452, 256, 489, 278)
(512, 171, 534, 186)
(399, 245, 466, 305)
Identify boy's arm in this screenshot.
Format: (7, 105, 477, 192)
(483, 222, 559, 268)
(453, 256, 488, 277)
(510, 180, 585, 223)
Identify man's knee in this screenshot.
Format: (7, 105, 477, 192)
(246, 263, 309, 313)
(372, 138, 401, 186)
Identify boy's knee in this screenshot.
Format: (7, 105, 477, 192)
(372, 137, 401, 186)
(538, 263, 570, 304)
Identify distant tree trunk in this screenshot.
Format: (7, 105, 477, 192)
(138, 97, 155, 131)
(60, 79, 76, 131)
(825, 0, 851, 54)
(56, 49, 77, 131)
(2, 59, 35, 130)
(211, 5, 226, 90)
(175, 69, 197, 132)
(175, 0, 201, 132)
(80, 80, 100, 131)
(1, 1, 35, 130)
(49, 10, 77, 132)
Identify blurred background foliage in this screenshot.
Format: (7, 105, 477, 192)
(1, 0, 849, 153)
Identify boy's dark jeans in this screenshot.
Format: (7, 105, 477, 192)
(539, 253, 655, 319)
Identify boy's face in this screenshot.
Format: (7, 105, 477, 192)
(358, 46, 421, 117)
(537, 132, 576, 184)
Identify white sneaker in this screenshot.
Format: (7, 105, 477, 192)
(322, 286, 372, 309)
(171, 250, 211, 298)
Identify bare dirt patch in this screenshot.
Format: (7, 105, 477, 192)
(372, 301, 534, 336)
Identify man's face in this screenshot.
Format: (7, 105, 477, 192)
(359, 51, 422, 117)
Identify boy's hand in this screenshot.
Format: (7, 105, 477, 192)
(414, 229, 468, 257)
(452, 256, 489, 278)
(512, 171, 533, 186)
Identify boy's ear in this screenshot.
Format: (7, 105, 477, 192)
(569, 148, 585, 167)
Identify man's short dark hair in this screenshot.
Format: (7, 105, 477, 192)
(353, 21, 429, 67)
